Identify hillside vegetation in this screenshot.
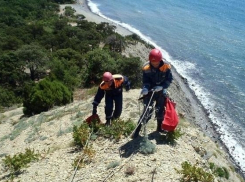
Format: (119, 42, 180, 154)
(0, 0, 149, 114)
(0, 0, 244, 181)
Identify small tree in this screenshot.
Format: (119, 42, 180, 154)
(64, 6, 76, 17)
(16, 44, 49, 81)
(23, 79, 72, 115)
(82, 49, 117, 86)
(116, 57, 142, 88)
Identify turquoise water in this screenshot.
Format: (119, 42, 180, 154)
(87, 0, 245, 173)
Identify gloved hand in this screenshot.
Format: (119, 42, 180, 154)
(141, 88, 148, 95)
(153, 86, 163, 92)
(92, 105, 97, 115)
(163, 89, 168, 96)
(125, 83, 130, 91)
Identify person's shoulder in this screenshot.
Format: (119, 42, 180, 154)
(142, 61, 151, 71)
(159, 59, 171, 72)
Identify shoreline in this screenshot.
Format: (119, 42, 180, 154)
(60, 0, 244, 178)
(59, 0, 132, 36)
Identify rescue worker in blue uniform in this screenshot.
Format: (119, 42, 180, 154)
(92, 72, 130, 126)
(132, 48, 173, 138)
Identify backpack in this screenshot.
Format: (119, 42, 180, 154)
(161, 97, 179, 131)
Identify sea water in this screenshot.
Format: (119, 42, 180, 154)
(87, 0, 245, 173)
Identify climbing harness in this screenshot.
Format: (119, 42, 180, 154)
(130, 90, 156, 138)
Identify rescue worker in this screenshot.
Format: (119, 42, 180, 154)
(132, 48, 173, 138)
(92, 72, 131, 126)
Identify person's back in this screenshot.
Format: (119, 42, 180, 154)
(92, 72, 130, 125)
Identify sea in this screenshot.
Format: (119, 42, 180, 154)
(86, 0, 245, 174)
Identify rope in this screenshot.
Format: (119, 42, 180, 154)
(70, 131, 92, 182)
(128, 90, 156, 138)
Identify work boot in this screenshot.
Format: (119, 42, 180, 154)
(157, 120, 163, 132)
(131, 124, 141, 139)
(105, 120, 111, 126)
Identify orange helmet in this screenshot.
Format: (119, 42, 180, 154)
(103, 72, 113, 82)
(149, 48, 162, 62)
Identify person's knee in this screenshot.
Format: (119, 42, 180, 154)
(105, 104, 113, 116)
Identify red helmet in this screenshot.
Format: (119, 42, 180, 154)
(103, 72, 113, 82)
(149, 48, 162, 62)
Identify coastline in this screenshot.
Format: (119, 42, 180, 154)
(60, 0, 244, 178)
(59, 0, 132, 36)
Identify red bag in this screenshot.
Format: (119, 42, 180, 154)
(85, 114, 101, 124)
(161, 98, 179, 131)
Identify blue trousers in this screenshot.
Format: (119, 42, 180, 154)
(105, 93, 123, 121)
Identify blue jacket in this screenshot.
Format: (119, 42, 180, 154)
(142, 60, 173, 90)
(92, 74, 130, 106)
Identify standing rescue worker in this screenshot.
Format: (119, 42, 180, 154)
(92, 72, 131, 126)
(132, 48, 173, 138)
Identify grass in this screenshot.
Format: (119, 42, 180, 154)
(2, 148, 40, 179)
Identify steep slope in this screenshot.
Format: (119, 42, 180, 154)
(0, 42, 243, 181)
(0, 88, 243, 182)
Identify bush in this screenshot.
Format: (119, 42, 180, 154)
(23, 79, 73, 115)
(73, 123, 91, 147)
(209, 162, 229, 179)
(176, 161, 214, 182)
(116, 57, 142, 88)
(160, 128, 184, 145)
(139, 136, 156, 154)
(0, 87, 18, 107)
(99, 118, 135, 141)
(82, 49, 118, 86)
(2, 148, 40, 175)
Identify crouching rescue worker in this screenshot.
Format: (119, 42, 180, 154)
(92, 72, 131, 126)
(132, 48, 173, 138)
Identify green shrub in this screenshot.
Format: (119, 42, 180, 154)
(0, 86, 20, 107)
(73, 118, 135, 147)
(82, 49, 117, 86)
(99, 118, 135, 141)
(116, 57, 142, 88)
(160, 128, 184, 145)
(176, 161, 214, 182)
(23, 79, 73, 115)
(73, 123, 91, 147)
(209, 162, 229, 179)
(2, 148, 40, 175)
